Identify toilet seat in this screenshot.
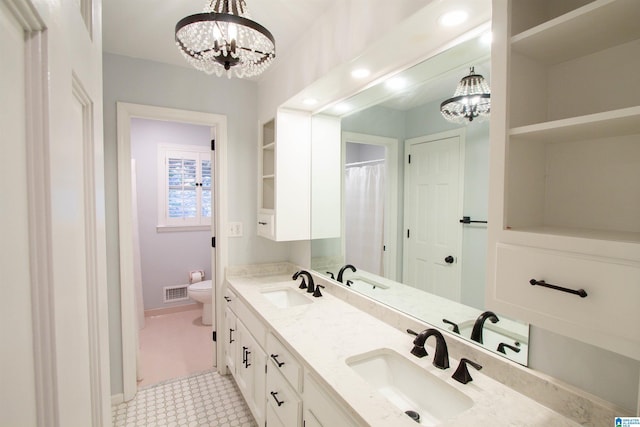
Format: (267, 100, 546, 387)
(188, 279, 211, 292)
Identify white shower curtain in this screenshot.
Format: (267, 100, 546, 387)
(345, 163, 385, 276)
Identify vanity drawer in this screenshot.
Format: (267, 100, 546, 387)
(267, 333, 302, 392)
(266, 363, 301, 427)
(257, 212, 275, 239)
(494, 243, 640, 354)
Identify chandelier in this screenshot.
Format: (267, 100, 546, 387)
(440, 67, 491, 124)
(175, 0, 276, 78)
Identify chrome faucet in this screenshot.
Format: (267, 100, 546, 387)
(470, 311, 499, 344)
(336, 264, 356, 283)
(408, 328, 450, 369)
(292, 270, 315, 294)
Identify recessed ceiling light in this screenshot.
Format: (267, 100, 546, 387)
(351, 68, 370, 79)
(439, 10, 468, 27)
(303, 98, 318, 106)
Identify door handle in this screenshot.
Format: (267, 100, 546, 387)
(444, 255, 454, 264)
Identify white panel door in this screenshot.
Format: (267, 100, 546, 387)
(404, 134, 463, 301)
(1, 0, 110, 425)
(0, 3, 37, 425)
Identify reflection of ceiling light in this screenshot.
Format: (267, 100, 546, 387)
(303, 98, 318, 106)
(385, 77, 407, 90)
(335, 103, 351, 113)
(480, 31, 492, 45)
(351, 68, 370, 79)
(175, 0, 275, 78)
(439, 10, 468, 27)
(440, 66, 491, 124)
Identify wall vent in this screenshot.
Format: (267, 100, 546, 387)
(163, 285, 189, 303)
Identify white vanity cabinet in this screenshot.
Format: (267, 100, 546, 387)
(265, 333, 303, 426)
(258, 109, 312, 241)
(223, 287, 267, 427)
(488, 0, 640, 359)
(303, 372, 359, 427)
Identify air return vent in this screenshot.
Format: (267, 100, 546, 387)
(163, 285, 189, 303)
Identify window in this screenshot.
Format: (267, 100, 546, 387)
(158, 144, 212, 229)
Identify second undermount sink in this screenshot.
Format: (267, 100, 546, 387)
(261, 287, 312, 309)
(346, 349, 473, 426)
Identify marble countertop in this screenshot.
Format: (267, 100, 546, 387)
(226, 271, 580, 427)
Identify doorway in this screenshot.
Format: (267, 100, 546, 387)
(117, 103, 228, 401)
(403, 129, 465, 301)
(341, 132, 399, 281)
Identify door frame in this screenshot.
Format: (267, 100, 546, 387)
(403, 128, 465, 294)
(116, 102, 228, 401)
(341, 132, 399, 281)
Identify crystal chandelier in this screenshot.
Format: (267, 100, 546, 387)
(440, 67, 491, 124)
(175, 0, 276, 78)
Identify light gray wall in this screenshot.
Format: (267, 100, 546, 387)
(103, 53, 291, 395)
(130, 118, 212, 310)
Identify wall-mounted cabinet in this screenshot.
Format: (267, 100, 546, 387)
(488, 0, 640, 360)
(258, 109, 311, 241)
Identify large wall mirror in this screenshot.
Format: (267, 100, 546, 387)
(310, 32, 530, 365)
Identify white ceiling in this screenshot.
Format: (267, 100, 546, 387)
(103, 0, 337, 74)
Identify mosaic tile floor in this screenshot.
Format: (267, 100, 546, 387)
(112, 370, 257, 427)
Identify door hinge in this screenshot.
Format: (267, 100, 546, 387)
(212, 331, 217, 342)
(211, 139, 215, 151)
(407, 229, 410, 238)
(211, 237, 216, 248)
(408, 154, 411, 164)
(265, 364, 268, 374)
(383, 245, 386, 251)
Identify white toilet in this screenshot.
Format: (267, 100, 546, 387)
(187, 279, 212, 325)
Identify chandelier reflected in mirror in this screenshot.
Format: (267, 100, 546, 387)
(440, 67, 491, 124)
(175, 0, 276, 78)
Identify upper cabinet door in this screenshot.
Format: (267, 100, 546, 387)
(258, 109, 311, 241)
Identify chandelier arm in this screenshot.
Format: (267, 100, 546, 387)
(440, 93, 491, 110)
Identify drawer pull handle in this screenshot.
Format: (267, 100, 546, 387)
(229, 328, 235, 344)
(270, 391, 284, 407)
(529, 279, 587, 298)
(224, 296, 231, 302)
(258, 221, 268, 225)
(270, 354, 285, 367)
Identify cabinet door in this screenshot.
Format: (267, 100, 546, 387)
(236, 320, 266, 427)
(223, 306, 237, 375)
(303, 372, 358, 427)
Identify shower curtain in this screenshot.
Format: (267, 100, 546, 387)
(345, 163, 385, 276)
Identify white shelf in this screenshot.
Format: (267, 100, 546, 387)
(262, 174, 275, 179)
(505, 225, 640, 245)
(511, 0, 640, 64)
(263, 142, 275, 150)
(509, 106, 640, 142)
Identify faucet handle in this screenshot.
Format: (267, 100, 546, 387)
(325, 271, 335, 279)
(313, 284, 325, 298)
(452, 358, 482, 384)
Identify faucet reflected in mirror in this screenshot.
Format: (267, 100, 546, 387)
(310, 32, 530, 365)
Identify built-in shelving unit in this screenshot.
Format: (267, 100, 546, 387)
(487, 0, 640, 360)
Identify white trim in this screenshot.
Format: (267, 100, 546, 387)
(403, 128, 466, 293)
(111, 393, 124, 406)
(17, 3, 57, 426)
(116, 102, 228, 401)
(156, 225, 210, 233)
(341, 132, 399, 281)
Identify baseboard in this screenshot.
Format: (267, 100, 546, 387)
(111, 393, 124, 406)
(144, 302, 200, 318)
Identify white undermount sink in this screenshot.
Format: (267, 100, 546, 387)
(346, 349, 473, 426)
(261, 287, 312, 309)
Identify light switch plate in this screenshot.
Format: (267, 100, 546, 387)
(228, 222, 243, 237)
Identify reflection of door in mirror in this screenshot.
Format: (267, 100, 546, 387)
(342, 133, 399, 281)
(404, 130, 464, 302)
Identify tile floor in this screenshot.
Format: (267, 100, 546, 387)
(112, 370, 257, 427)
(138, 306, 214, 387)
